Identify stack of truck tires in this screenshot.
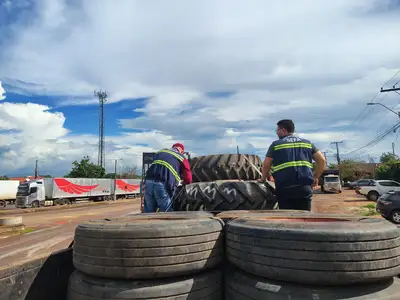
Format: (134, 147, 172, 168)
(174, 154, 277, 212)
(222, 211, 400, 299)
(67, 212, 224, 300)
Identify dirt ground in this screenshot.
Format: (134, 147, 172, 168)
(312, 188, 377, 216)
(0, 199, 141, 269)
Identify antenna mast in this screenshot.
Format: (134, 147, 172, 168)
(94, 89, 107, 168)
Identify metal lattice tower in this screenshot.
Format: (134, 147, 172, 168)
(95, 90, 107, 168)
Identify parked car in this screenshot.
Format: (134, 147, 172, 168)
(357, 180, 400, 201)
(348, 179, 375, 191)
(376, 191, 400, 224)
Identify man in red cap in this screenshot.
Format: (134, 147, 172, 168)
(143, 143, 192, 212)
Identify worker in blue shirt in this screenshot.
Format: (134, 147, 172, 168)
(259, 119, 326, 211)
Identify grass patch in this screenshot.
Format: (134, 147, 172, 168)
(359, 203, 380, 216)
(20, 227, 36, 234)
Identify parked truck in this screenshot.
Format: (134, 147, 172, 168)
(0, 180, 20, 208)
(319, 169, 342, 193)
(15, 177, 140, 208)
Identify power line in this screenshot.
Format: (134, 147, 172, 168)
(343, 121, 400, 156)
(380, 68, 400, 93)
(346, 69, 400, 130)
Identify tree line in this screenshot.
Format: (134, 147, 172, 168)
(1, 152, 398, 182)
(328, 152, 399, 182)
(0, 156, 141, 180)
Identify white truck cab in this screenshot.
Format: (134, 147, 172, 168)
(322, 174, 342, 193)
(15, 180, 46, 208)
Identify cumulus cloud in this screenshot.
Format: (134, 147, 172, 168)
(0, 81, 5, 101)
(0, 102, 175, 175)
(0, 0, 400, 174)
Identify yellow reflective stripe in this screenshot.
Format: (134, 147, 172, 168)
(274, 142, 312, 150)
(272, 160, 313, 173)
(158, 149, 184, 161)
(153, 160, 181, 182)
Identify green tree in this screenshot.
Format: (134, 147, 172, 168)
(380, 152, 398, 163)
(375, 157, 400, 181)
(65, 156, 106, 178)
(104, 173, 121, 179)
(338, 159, 368, 182)
(328, 163, 337, 169)
(0, 175, 9, 180)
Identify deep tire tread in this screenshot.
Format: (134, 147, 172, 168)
(174, 181, 276, 212)
(190, 154, 262, 182)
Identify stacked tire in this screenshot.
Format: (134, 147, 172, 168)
(223, 213, 400, 299)
(67, 212, 224, 300)
(174, 154, 277, 212)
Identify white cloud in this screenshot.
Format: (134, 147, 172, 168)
(0, 101, 176, 175)
(1, 0, 400, 175)
(0, 81, 5, 101)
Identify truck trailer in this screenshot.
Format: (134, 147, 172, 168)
(0, 180, 20, 208)
(15, 178, 140, 208)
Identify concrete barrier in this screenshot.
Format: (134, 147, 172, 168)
(0, 216, 23, 226)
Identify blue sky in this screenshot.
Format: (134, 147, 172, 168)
(0, 0, 400, 176)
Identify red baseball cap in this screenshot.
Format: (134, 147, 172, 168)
(172, 143, 184, 151)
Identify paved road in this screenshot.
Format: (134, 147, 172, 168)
(0, 200, 141, 269)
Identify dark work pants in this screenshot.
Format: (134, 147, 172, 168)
(276, 185, 313, 211)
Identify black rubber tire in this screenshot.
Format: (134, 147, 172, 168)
(368, 191, 379, 201)
(68, 269, 222, 300)
(390, 210, 400, 224)
(190, 154, 262, 182)
(0, 200, 6, 208)
(173, 180, 276, 212)
(73, 214, 224, 280)
(226, 215, 400, 285)
(226, 267, 400, 300)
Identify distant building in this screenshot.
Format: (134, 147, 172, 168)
(355, 163, 381, 178)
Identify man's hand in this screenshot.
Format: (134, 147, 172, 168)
(257, 178, 266, 183)
(312, 177, 319, 190)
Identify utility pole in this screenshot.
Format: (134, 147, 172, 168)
(113, 159, 118, 201)
(109, 158, 122, 201)
(322, 151, 328, 166)
(34, 160, 38, 179)
(393, 142, 396, 156)
(236, 145, 239, 155)
(331, 141, 343, 166)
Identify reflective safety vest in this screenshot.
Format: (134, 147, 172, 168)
(145, 148, 185, 193)
(270, 136, 314, 189)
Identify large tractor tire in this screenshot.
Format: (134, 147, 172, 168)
(73, 213, 224, 280)
(173, 180, 276, 212)
(226, 215, 400, 285)
(190, 154, 262, 182)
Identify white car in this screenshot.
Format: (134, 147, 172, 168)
(357, 180, 400, 201)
